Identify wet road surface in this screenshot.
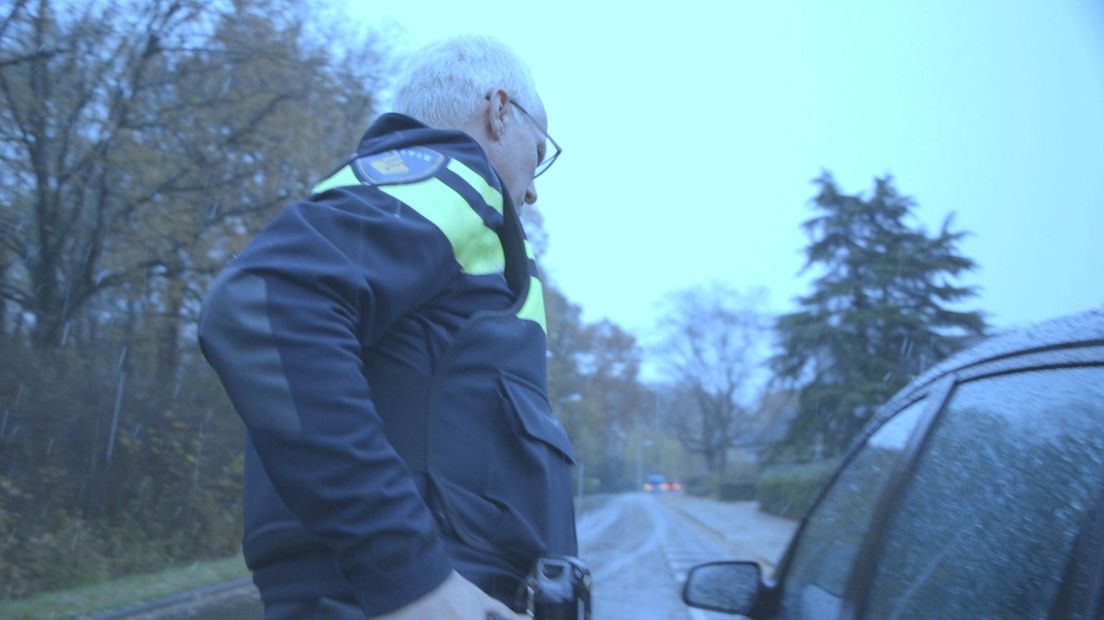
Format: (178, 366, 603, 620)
(580, 492, 795, 619)
(84, 493, 796, 619)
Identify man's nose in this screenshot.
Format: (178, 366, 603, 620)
(524, 180, 538, 205)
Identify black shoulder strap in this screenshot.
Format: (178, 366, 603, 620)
(499, 196, 531, 301)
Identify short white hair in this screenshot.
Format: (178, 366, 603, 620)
(391, 35, 541, 129)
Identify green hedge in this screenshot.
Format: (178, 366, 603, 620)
(683, 475, 713, 497)
(718, 481, 757, 501)
(756, 461, 838, 519)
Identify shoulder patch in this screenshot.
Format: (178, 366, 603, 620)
(353, 147, 446, 185)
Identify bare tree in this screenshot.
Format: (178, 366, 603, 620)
(544, 282, 651, 490)
(654, 284, 770, 482)
(0, 0, 384, 347)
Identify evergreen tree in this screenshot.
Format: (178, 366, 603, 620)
(771, 172, 986, 458)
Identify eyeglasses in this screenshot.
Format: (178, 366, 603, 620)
(509, 100, 561, 178)
(485, 94, 562, 178)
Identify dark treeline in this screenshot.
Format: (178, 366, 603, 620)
(0, 0, 386, 598)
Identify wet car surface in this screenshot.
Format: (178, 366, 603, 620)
(684, 309, 1104, 619)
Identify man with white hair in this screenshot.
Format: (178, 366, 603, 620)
(199, 36, 575, 619)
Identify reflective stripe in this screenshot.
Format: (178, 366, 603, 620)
(517, 276, 547, 333)
(312, 157, 502, 212)
(311, 165, 359, 196)
(310, 157, 505, 275)
(380, 179, 505, 276)
(447, 159, 504, 213)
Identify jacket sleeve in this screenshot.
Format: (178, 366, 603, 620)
(197, 185, 462, 615)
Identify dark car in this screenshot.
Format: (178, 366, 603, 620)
(643, 474, 681, 492)
(643, 474, 667, 493)
(684, 309, 1104, 619)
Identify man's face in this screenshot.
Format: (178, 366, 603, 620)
(487, 98, 548, 208)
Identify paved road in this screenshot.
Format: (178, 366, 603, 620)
(579, 492, 797, 619)
(84, 493, 796, 619)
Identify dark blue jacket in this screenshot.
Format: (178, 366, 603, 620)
(198, 114, 577, 616)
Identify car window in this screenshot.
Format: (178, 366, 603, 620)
(864, 367, 1104, 620)
(780, 398, 929, 619)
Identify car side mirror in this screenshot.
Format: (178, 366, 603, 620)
(682, 561, 763, 615)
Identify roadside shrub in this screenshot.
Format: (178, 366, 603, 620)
(718, 481, 757, 501)
(757, 461, 837, 518)
(685, 474, 723, 497)
(0, 340, 244, 599)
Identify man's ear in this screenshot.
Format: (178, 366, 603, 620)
(485, 88, 510, 141)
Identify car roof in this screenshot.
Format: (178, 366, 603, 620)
(881, 308, 1104, 415)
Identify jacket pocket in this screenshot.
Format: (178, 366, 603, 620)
(500, 371, 576, 464)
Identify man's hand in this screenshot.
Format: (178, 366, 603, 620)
(375, 570, 527, 619)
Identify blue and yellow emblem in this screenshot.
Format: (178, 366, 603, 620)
(353, 147, 446, 185)
(311, 147, 447, 195)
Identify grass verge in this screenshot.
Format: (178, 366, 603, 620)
(0, 555, 250, 620)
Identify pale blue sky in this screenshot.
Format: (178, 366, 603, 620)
(342, 1, 1104, 338)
